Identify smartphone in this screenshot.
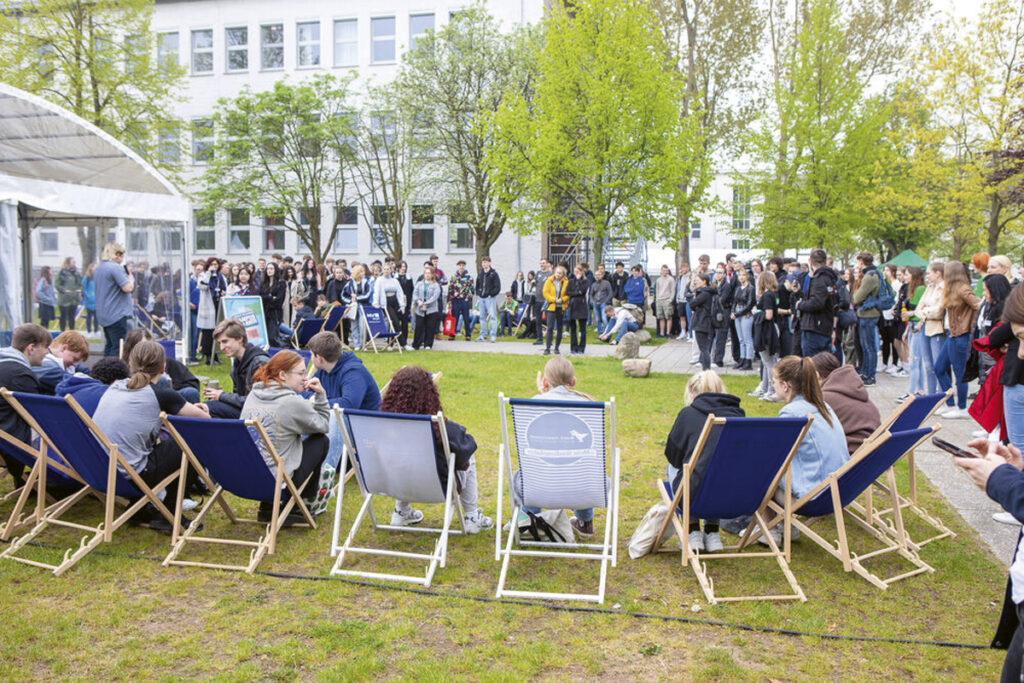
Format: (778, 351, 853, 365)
(932, 437, 979, 459)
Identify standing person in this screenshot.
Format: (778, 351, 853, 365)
(851, 252, 884, 386)
(260, 262, 286, 348)
(532, 258, 554, 345)
(196, 257, 224, 365)
(624, 265, 647, 315)
(731, 267, 756, 371)
(343, 264, 373, 350)
(94, 242, 135, 357)
(916, 262, 947, 395)
(655, 265, 676, 338)
(396, 261, 414, 350)
(81, 262, 97, 334)
(55, 257, 83, 332)
(688, 272, 715, 371)
(609, 261, 628, 308)
(521, 271, 538, 336)
(35, 266, 56, 329)
(187, 262, 202, 363)
(324, 264, 348, 305)
(675, 263, 691, 340)
(898, 266, 928, 403)
(710, 267, 730, 367)
(567, 263, 589, 356)
(412, 266, 442, 350)
(475, 256, 501, 343)
(977, 274, 1013, 386)
(446, 260, 475, 341)
(372, 261, 406, 337)
(768, 257, 793, 356)
(231, 267, 257, 297)
(885, 264, 910, 376)
(203, 319, 270, 419)
(588, 267, 613, 336)
(932, 261, 981, 418)
(752, 271, 780, 400)
(796, 248, 837, 359)
(511, 271, 527, 303)
(281, 265, 302, 330)
(0, 324, 50, 486)
(543, 264, 570, 355)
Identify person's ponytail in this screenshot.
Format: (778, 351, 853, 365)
(774, 355, 834, 428)
(126, 341, 165, 390)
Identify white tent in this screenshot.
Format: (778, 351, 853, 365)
(0, 82, 190, 337)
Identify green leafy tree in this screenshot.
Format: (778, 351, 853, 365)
(195, 75, 357, 265)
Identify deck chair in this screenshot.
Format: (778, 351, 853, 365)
(329, 407, 464, 587)
(763, 426, 938, 590)
(292, 316, 327, 348)
(158, 339, 177, 361)
(0, 392, 178, 575)
(322, 303, 348, 335)
(494, 393, 620, 603)
(160, 414, 316, 574)
(650, 415, 812, 604)
(361, 305, 402, 353)
(267, 346, 312, 368)
(135, 304, 170, 340)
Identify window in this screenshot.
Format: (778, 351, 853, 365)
(229, 209, 251, 252)
(225, 26, 248, 72)
(371, 205, 394, 251)
(690, 220, 701, 240)
(370, 110, 395, 147)
(194, 209, 215, 251)
(333, 110, 358, 157)
(297, 21, 320, 67)
(264, 215, 286, 251)
(157, 32, 179, 70)
(128, 228, 148, 252)
(448, 203, 474, 250)
(409, 13, 434, 53)
(191, 29, 213, 74)
(161, 227, 182, 253)
(158, 127, 180, 165)
(333, 19, 357, 67)
(371, 16, 396, 63)
(191, 118, 213, 165)
(410, 204, 434, 250)
(333, 205, 359, 251)
(732, 185, 751, 233)
(731, 239, 751, 251)
(38, 228, 58, 254)
(261, 24, 284, 69)
(124, 34, 144, 75)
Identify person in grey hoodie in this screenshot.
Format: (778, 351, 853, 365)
(241, 349, 330, 525)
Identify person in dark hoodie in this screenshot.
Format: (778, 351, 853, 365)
(811, 352, 880, 454)
(796, 249, 838, 358)
(0, 324, 50, 486)
(688, 272, 716, 371)
(664, 370, 745, 553)
(203, 318, 270, 419)
(56, 357, 130, 416)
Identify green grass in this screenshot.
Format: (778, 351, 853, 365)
(0, 350, 1008, 679)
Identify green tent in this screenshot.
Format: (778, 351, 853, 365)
(884, 250, 928, 268)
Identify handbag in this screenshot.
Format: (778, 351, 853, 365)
(442, 313, 457, 336)
(628, 502, 675, 559)
(963, 344, 980, 383)
(518, 509, 573, 543)
(304, 461, 337, 516)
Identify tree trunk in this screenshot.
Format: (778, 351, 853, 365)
(675, 203, 691, 273)
(593, 233, 605, 270)
(474, 224, 502, 272)
(951, 215, 964, 262)
(988, 192, 1002, 255)
(77, 225, 99, 268)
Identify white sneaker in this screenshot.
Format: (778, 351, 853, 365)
(687, 529, 705, 552)
(181, 498, 200, 512)
(704, 531, 724, 553)
(404, 344, 414, 351)
(748, 387, 765, 397)
(940, 408, 968, 419)
(894, 369, 909, 377)
(676, 333, 687, 340)
(972, 430, 989, 439)
(390, 507, 424, 526)
(463, 509, 494, 534)
(994, 511, 1019, 525)
(754, 525, 784, 547)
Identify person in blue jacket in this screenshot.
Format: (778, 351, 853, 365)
(55, 357, 130, 415)
(624, 265, 648, 308)
(82, 262, 97, 334)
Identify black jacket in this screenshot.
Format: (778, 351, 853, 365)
(567, 275, 589, 320)
(0, 351, 40, 444)
(718, 275, 735, 308)
(797, 267, 838, 337)
(689, 286, 716, 334)
(731, 283, 755, 318)
(989, 322, 1024, 388)
(986, 465, 1024, 648)
(167, 358, 200, 392)
(434, 419, 477, 491)
(610, 271, 628, 300)
(476, 269, 501, 298)
(324, 277, 348, 305)
(221, 344, 270, 410)
(664, 392, 745, 493)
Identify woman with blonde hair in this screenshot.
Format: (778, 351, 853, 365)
(752, 271, 780, 400)
(932, 261, 981, 418)
(916, 262, 947, 395)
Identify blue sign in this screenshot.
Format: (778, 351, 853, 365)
(222, 296, 269, 348)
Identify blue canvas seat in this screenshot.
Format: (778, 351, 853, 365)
(360, 305, 401, 353)
(160, 415, 315, 574)
(293, 316, 326, 348)
(267, 346, 312, 367)
(650, 415, 812, 604)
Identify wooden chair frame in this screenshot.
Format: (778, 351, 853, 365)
(360, 305, 403, 354)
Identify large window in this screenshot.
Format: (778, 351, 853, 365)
(410, 204, 434, 250)
(333, 205, 359, 252)
(370, 110, 395, 147)
(128, 228, 148, 252)
(371, 16, 396, 63)
(229, 208, 251, 253)
(161, 227, 182, 253)
(448, 203, 474, 251)
(409, 13, 434, 53)
(261, 24, 284, 70)
(690, 220, 701, 240)
(263, 215, 286, 251)
(732, 185, 751, 233)
(194, 209, 215, 251)
(333, 19, 357, 67)
(191, 118, 213, 165)
(297, 21, 321, 67)
(157, 32, 179, 70)
(191, 29, 213, 74)
(225, 26, 248, 72)
(371, 205, 394, 251)
(37, 228, 58, 254)
(731, 238, 751, 251)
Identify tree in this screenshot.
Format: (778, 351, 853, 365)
(396, 3, 534, 271)
(0, 0, 186, 266)
(485, 0, 706, 265)
(195, 75, 357, 265)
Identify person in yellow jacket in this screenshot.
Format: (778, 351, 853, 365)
(542, 263, 570, 355)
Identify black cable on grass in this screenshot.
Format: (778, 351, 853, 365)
(22, 541, 988, 650)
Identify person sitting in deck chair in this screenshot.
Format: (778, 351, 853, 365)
(0, 324, 51, 486)
(308, 331, 381, 411)
(810, 351, 881, 455)
(122, 328, 201, 404)
(32, 330, 90, 394)
(203, 319, 270, 419)
(379, 366, 494, 534)
(55, 357, 130, 415)
(241, 350, 331, 526)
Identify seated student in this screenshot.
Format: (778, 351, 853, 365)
(122, 328, 201, 404)
(499, 292, 518, 337)
(663, 370, 744, 554)
(379, 366, 494, 533)
(92, 341, 210, 531)
(203, 319, 270, 419)
(55, 357, 130, 415)
(811, 351, 881, 454)
(33, 330, 90, 394)
(0, 324, 51, 485)
(599, 304, 640, 344)
(308, 331, 381, 411)
(241, 350, 330, 525)
(279, 294, 315, 341)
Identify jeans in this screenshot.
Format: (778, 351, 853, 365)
(477, 296, 498, 340)
(923, 332, 945, 394)
(934, 332, 970, 409)
(801, 330, 831, 358)
(614, 319, 638, 343)
(523, 504, 593, 523)
(592, 303, 610, 334)
(735, 315, 754, 360)
(1005, 384, 1024, 453)
(85, 308, 97, 333)
(1000, 603, 1024, 683)
(350, 314, 364, 350)
(908, 327, 926, 395)
(758, 351, 777, 394)
(102, 316, 129, 357)
(858, 317, 879, 379)
(695, 331, 712, 370)
(178, 387, 200, 404)
(451, 299, 471, 339)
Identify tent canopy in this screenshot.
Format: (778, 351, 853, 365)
(884, 249, 928, 268)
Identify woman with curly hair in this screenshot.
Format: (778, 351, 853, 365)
(379, 366, 493, 534)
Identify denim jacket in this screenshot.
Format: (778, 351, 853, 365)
(778, 394, 849, 499)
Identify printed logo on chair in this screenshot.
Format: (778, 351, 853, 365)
(524, 413, 594, 463)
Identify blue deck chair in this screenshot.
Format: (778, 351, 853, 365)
(360, 305, 401, 353)
(322, 303, 348, 336)
(0, 392, 179, 575)
(160, 415, 316, 574)
(495, 393, 620, 604)
(292, 316, 326, 348)
(764, 426, 938, 590)
(135, 304, 170, 340)
(330, 407, 464, 587)
(650, 415, 812, 604)
(267, 346, 312, 368)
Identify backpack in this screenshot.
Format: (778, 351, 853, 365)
(862, 271, 896, 312)
(620, 303, 645, 325)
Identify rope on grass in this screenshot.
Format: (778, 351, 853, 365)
(21, 540, 988, 650)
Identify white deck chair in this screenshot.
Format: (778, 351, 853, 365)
(329, 407, 464, 587)
(494, 392, 620, 604)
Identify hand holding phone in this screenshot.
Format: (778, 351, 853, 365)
(933, 437, 979, 459)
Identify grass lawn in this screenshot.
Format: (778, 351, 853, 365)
(0, 350, 1008, 679)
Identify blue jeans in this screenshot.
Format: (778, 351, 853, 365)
(934, 333, 970, 409)
(801, 330, 831, 357)
(592, 303, 610, 334)
(178, 387, 200, 404)
(735, 315, 754, 360)
(1004, 384, 1024, 453)
(522, 505, 593, 523)
(858, 317, 879, 379)
(451, 299, 471, 338)
(477, 297, 498, 340)
(923, 332, 945, 394)
(614, 320, 639, 343)
(102, 316, 129, 357)
(350, 314, 364, 350)
(189, 310, 198, 359)
(908, 327, 926, 395)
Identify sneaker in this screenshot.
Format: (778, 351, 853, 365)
(862, 376, 877, 386)
(972, 430, 989, 438)
(760, 392, 781, 402)
(404, 345, 414, 351)
(994, 511, 1020, 525)
(532, 339, 544, 346)
(675, 333, 687, 340)
(475, 337, 486, 343)
(463, 509, 494, 534)
(748, 387, 765, 397)
(390, 507, 424, 526)
(895, 393, 911, 404)
(941, 408, 968, 419)
(703, 531, 724, 553)
(181, 498, 200, 512)
(490, 337, 497, 343)
(687, 529, 705, 552)
(145, 514, 202, 533)
(894, 369, 909, 377)
(553, 347, 561, 355)
(719, 516, 751, 536)
(753, 524, 783, 547)
(570, 516, 594, 538)
(543, 348, 551, 355)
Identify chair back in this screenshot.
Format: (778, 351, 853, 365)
(10, 392, 141, 497)
(165, 415, 279, 501)
(295, 317, 325, 347)
(0, 430, 80, 489)
(340, 408, 446, 504)
(509, 397, 610, 510)
(158, 340, 176, 361)
(362, 306, 396, 337)
(323, 304, 346, 333)
(267, 347, 312, 365)
(687, 416, 810, 520)
(797, 427, 932, 517)
(889, 392, 948, 432)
